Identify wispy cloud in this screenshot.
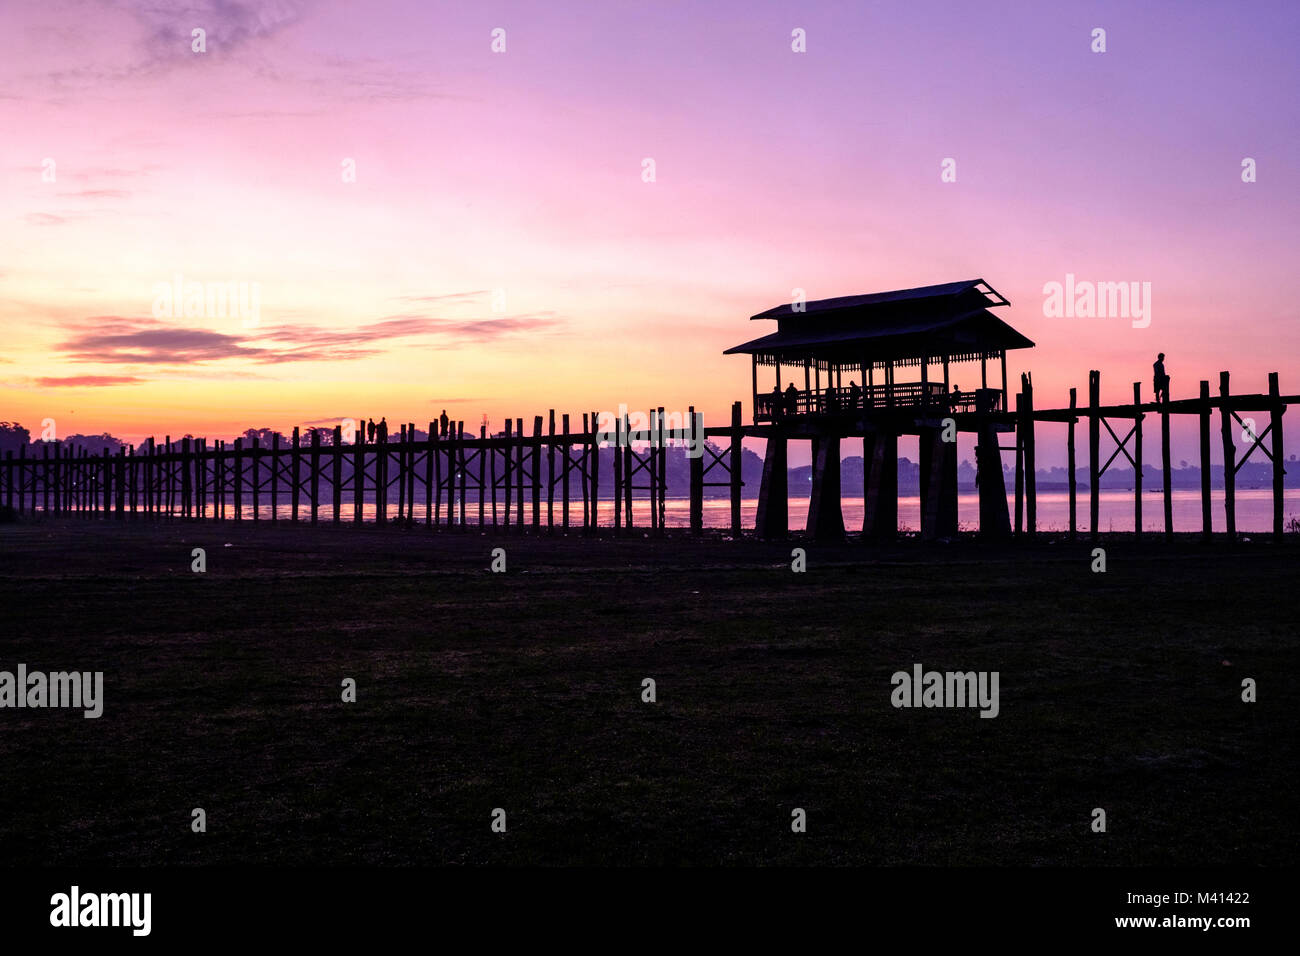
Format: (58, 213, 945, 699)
(52, 311, 565, 366)
(33, 374, 145, 387)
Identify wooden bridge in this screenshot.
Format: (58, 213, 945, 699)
(2, 281, 1294, 542)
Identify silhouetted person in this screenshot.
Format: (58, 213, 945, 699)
(378, 417, 388, 442)
(825, 385, 839, 413)
(1153, 353, 1169, 404)
(440, 409, 449, 437)
(784, 382, 799, 416)
(367, 418, 376, 442)
(847, 380, 861, 410)
(769, 385, 782, 419)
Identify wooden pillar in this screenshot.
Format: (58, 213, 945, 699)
(588, 411, 599, 532)
(1013, 391, 1024, 536)
(623, 413, 634, 530)
(1269, 372, 1284, 543)
(1001, 352, 1008, 412)
(311, 429, 321, 524)
(751, 355, 758, 423)
(1023, 373, 1035, 537)
(290, 427, 300, 521)
(1067, 387, 1077, 539)
(1089, 370, 1100, 540)
(503, 419, 512, 530)
(755, 431, 788, 539)
(119, 446, 129, 519)
(1133, 382, 1142, 538)
(333, 425, 344, 523)
(864, 430, 898, 540)
(560, 413, 571, 528)
(613, 417, 622, 532)
(1199, 380, 1212, 541)
(658, 406, 667, 530)
(353, 427, 365, 524)
(397, 424, 407, 519)
(233, 438, 243, 520)
(807, 434, 843, 541)
(729, 401, 743, 536)
(269, 433, 279, 522)
(547, 410, 556, 529)
(1161, 383, 1173, 540)
(458, 422, 468, 528)
(531, 416, 541, 528)
(689, 407, 703, 534)
(1219, 371, 1235, 538)
(515, 417, 524, 527)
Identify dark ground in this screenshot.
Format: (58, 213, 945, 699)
(0, 518, 1295, 866)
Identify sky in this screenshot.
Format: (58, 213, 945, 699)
(2, 0, 1298, 467)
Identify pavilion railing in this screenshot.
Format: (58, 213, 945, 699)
(754, 383, 1001, 421)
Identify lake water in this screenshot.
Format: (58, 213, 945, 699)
(188, 488, 1297, 533)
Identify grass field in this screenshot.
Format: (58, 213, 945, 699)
(1, 519, 1296, 866)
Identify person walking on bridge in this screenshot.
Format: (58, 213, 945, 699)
(1153, 353, 1170, 404)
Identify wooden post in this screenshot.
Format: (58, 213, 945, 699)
(658, 406, 667, 530)
(515, 417, 524, 527)
(1089, 370, 1100, 540)
(459, 422, 469, 528)
(1219, 371, 1235, 538)
(503, 419, 512, 530)
(353, 427, 365, 524)
(270, 433, 279, 522)
(434, 421, 444, 528)
(532, 415, 542, 528)
(613, 416, 622, 532)
(730, 400, 742, 537)
(548, 410, 556, 529)
(395, 421, 405, 520)
(623, 412, 633, 529)
(1199, 380, 1212, 541)
(1161, 381, 1173, 540)
(1133, 382, 1142, 538)
(648, 409, 658, 532)
(248, 435, 259, 522)
(588, 411, 599, 531)
(488, 429, 498, 527)
(561, 414, 571, 528)
(1269, 372, 1284, 543)
(310, 429, 321, 523)
(407, 422, 417, 522)
(1023, 374, 1035, 537)
(333, 425, 343, 523)
(233, 438, 243, 520)
(689, 406, 703, 534)
(478, 424, 486, 529)
(115, 446, 126, 519)
(1013, 392, 1024, 536)
(1067, 387, 1077, 540)
(291, 427, 301, 521)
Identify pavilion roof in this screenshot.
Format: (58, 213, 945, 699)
(724, 279, 1034, 364)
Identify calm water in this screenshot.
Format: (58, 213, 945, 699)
(186, 488, 1296, 533)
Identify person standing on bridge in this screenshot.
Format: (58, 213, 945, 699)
(439, 409, 449, 437)
(1153, 353, 1170, 404)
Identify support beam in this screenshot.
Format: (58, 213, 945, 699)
(755, 431, 788, 539)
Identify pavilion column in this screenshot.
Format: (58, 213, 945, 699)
(920, 425, 958, 540)
(807, 433, 843, 541)
(863, 427, 897, 540)
(976, 389, 1010, 538)
(755, 430, 788, 539)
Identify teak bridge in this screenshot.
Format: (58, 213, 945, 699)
(2, 280, 1293, 541)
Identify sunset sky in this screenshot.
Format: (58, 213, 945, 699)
(2, 0, 1297, 465)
